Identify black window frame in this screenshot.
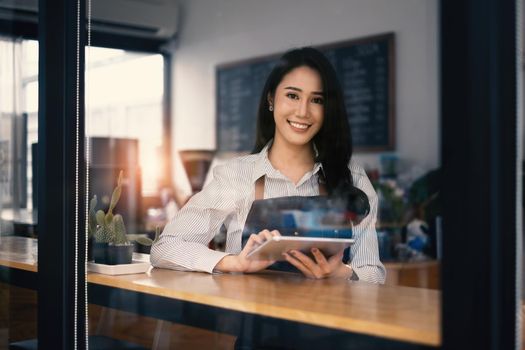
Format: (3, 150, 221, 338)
(441, 0, 520, 349)
(38, 0, 87, 348)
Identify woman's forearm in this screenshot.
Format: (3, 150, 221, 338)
(214, 255, 241, 272)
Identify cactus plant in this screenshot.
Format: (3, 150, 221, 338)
(112, 214, 128, 245)
(91, 170, 133, 265)
(93, 170, 129, 245)
(94, 211, 113, 243)
(88, 195, 98, 240)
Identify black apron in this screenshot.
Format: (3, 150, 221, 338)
(241, 176, 369, 272)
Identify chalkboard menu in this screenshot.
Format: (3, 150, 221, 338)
(216, 33, 395, 153)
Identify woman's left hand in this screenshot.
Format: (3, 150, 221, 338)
(283, 248, 352, 279)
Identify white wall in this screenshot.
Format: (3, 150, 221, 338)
(170, 0, 439, 186)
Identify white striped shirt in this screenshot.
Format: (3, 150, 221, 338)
(151, 144, 386, 284)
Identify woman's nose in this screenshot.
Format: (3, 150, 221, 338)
(296, 99, 309, 118)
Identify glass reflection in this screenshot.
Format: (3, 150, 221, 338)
(85, 18, 168, 350)
(0, 33, 38, 350)
(86, 48, 164, 236)
(86, 0, 441, 349)
(86, 47, 164, 196)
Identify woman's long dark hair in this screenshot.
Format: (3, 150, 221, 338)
(252, 47, 353, 194)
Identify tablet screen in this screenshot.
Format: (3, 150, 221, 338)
(241, 196, 354, 244)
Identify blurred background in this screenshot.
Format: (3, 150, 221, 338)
(0, 0, 441, 281)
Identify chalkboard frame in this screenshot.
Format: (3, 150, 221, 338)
(216, 32, 396, 153)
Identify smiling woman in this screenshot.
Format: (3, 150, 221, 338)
(252, 48, 354, 196)
(151, 47, 385, 284)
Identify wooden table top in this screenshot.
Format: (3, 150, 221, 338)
(0, 236, 441, 346)
(384, 260, 439, 270)
(0, 236, 37, 272)
(89, 268, 441, 346)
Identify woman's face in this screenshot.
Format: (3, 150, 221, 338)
(270, 65, 324, 150)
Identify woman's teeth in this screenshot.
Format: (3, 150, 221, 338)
(289, 121, 309, 129)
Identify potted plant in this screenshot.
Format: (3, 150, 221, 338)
(92, 171, 134, 265)
(135, 226, 161, 254)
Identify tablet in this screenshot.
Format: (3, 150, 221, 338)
(246, 236, 354, 261)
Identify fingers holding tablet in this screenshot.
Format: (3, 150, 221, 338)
(232, 230, 284, 273)
(261, 229, 281, 242)
(310, 247, 329, 267)
(283, 250, 320, 278)
(284, 248, 345, 279)
(245, 229, 280, 249)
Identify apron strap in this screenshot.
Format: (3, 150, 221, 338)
(319, 180, 328, 196)
(255, 176, 265, 201)
(254, 174, 327, 200)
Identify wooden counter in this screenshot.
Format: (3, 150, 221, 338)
(89, 268, 440, 346)
(384, 260, 440, 289)
(0, 236, 441, 347)
(0, 236, 37, 273)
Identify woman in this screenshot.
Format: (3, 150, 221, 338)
(151, 47, 385, 283)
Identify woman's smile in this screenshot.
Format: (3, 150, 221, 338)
(287, 120, 311, 131)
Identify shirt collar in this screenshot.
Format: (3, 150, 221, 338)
(252, 139, 324, 183)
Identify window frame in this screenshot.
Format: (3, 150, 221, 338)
(440, 0, 521, 348)
(37, 0, 87, 348)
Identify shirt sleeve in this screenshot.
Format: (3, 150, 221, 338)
(349, 165, 387, 284)
(150, 164, 238, 273)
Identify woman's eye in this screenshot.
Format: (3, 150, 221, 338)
(286, 93, 299, 100)
(312, 97, 324, 105)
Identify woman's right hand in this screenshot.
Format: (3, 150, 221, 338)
(215, 229, 280, 273)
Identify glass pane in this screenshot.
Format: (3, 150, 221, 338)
(87, 47, 164, 197)
(85, 25, 166, 350)
(0, 30, 39, 350)
(86, 1, 441, 349)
